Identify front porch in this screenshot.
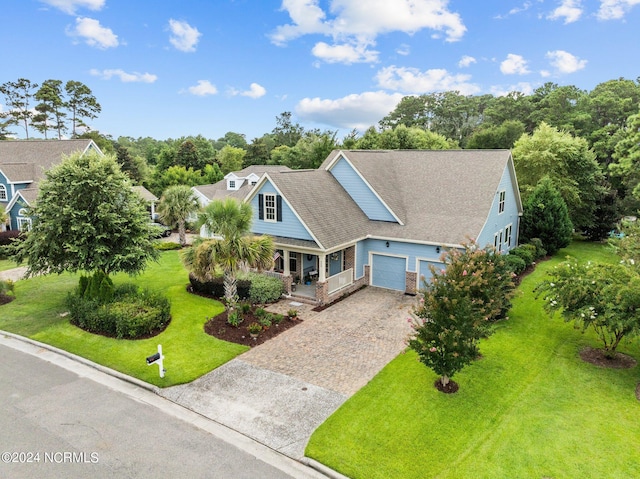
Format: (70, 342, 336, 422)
(271, 245, 367, 305)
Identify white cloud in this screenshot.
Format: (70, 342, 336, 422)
(185, 80, 218, 96)
(495, 2, 533, 19)
(548, 0, 583, 23)
(271, 0, 466, 64)
(40, 0, 104, 15)
(597, 0, 640, 19)
(490, 82, 535, 96)
(375, 65, 480, 95)
(311, 41, 379, 64)
(396, 44, 411, 56)
(229, 83, 267, 99)
(546, 50, 587, 73)
(296, 90, 405, 130)
(458, 55, 476, 68)
(67, 17, 119, 49)
(168, 19, 201, 52)
(500, 54, 530, 75)
(90, 69, 157, 83)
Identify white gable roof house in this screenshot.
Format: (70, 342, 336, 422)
(194, 149, 522, 306)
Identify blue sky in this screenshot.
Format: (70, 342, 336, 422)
(2, 0, 639, 142)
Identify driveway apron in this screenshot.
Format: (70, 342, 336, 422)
(160, 287, 416, 459)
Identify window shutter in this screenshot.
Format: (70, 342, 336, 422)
(258, 194, 264, 220)
(276, 195, 282, 222)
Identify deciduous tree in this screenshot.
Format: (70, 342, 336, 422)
(12, 151, 158, 281)
(536, 259, 640, 358)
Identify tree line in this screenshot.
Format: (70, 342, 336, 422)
(2, 76, 640, 239)
(0, 78, 101, 140)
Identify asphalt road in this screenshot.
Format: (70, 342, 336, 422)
(0, 340, 324, 479)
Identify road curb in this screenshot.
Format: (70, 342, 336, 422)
(0, 330, 158, 393)
(301, 457, 352, 479)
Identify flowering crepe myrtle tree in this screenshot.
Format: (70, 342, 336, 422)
(536, 259, 640, 358)
(408, 241, 516, 391)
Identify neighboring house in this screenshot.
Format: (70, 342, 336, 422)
(0, 139, 103, 231)
(132, 185, 159, 221)
(192, 165, 291, 235)
(195, 149, 523, 305)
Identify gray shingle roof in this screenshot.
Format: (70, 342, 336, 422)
(194, 165, 292, 202)
(0, 139, 98, 186)
(307, 149, 518, 247)
(266, 169, 371, 250)
(132, 185, 158, 202)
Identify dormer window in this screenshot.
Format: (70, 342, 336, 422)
(229, 180, 236, 189)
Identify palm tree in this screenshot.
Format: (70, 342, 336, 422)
(157, 185, 200, 246)
(182, 198, 274, 303)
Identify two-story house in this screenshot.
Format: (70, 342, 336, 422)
(195, 149, 522, 305)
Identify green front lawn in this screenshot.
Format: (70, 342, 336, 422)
(0, 251, 247, 387)
(0, 259, 18, 272)
(306, 241, 640, 479)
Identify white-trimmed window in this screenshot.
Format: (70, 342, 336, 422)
(229, 180, 236, 189)
(0, 184, 7, 201)
(17, 208, 31, 232)
(498, 190, 506, 214)
(264, 193, 276, 222)
(258, 193, 282, 222)
(504, 224, 513, 248)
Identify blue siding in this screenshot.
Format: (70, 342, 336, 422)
(356, 238, 447, 275)
(477, 165, 520, 252)
(250, 181, 314, 241)
(418, 259, 445, 287)
(330, 157, 397, 222)
(8, 196, 28, 231)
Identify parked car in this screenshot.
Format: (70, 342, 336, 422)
(149, 222, 172, 238)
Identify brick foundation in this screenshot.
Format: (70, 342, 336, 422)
(405, 271, 417, 295)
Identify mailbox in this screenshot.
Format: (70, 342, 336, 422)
(146, 352, 161, 365)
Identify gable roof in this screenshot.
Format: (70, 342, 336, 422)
(257, 169, 371, 250)
(193, 165, 291, 202)
(132, 185, 158, 202)
(315, 149, 522, 247)
(0, 139, 101, 187)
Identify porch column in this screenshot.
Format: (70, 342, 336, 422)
(283, 249, 290, 276)
(318, 253, 327, 282)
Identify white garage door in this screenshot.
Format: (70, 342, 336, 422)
(371, 254, 406, 291)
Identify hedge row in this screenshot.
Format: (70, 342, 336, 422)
(188, 272, 284, 304)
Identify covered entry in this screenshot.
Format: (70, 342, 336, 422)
(371, 254, 406, 291)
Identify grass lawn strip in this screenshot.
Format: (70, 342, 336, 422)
(306, 241, 640, 479)
(0, 251, 247, 387)
(0, 259, 18, 272)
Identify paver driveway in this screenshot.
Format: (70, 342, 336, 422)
(248, 286, 416, 395)
(161, 286, 416, 459)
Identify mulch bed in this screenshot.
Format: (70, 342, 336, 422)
(579, 347, 637, 369)
(434, 378, 459, 394)
(0, 294, 15, 305)
(203, 307, 302, 347)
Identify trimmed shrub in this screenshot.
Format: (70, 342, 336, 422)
(188, 273, 251, 299)
(154, 241, 181, 251)
(0, 230, 21, 246)
(67, 285, 170, 339)
(79, 270, 115, 303)
(529, 238, 547, 260)
(248, 273, 284, 304)
(509, 245, 534, 266)
(504, 254, 527, 275)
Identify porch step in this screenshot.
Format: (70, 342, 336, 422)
(282, 293, 319, 305)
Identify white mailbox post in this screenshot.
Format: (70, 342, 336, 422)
(146, 344, 165, 378)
